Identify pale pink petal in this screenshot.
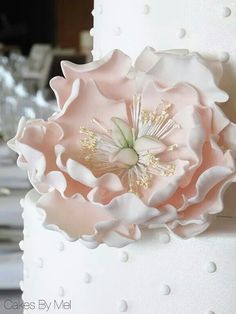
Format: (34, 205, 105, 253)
(220, 122, 236, 157)
(37, 190, 112, 239)
(50, 49, 135, 104)
(52, 79, 128, 137)
(65, 158, 124, 192)
(136, 47, 228, 106)
(104, 192, 158, 224)
(145, 159, 189, 207)
(168, 172, 236, 238)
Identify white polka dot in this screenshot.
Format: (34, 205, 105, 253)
(35, 257, 44, 268)
(118, 300, 128, 312)
(19, 240, 24, 251)
(177, 28, 186, 39)
(37, 211, 45, 222)
(222, 7, 231, 17)
(58, 241, 65, 252)
(206, 262, 217, 273)
(91, 9, 95, 16)
(160, 284, 171, 295)
(19, 280, 24, 292)
(98, 4, 103, 15)
(219, 51, 230, 63)
(23, 228, 30, 238)
(142, 4, 150, 15)
(119, 251, 129, 263)
(159, 232, 171, 244)
(24, 268, 29, 279)
(90, 28, 95, 37)
(58, 287, 65, 297)
(20, 198, 25, 208)
(83, 272, 92, 284)
(114, 27, 122, 36)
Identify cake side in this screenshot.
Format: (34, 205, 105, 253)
(93, 0, 236, 218)
(21, 189, 236, 314)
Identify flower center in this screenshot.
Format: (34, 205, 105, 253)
(112, 147, 139, 167)
(79, 95, 180, 196)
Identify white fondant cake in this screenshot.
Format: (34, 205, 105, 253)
(19, 1, 236, 313)
(21, 190, 236, 314)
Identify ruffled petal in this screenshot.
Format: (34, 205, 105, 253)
(146, 159, 189, 207)
(37, 190, 112, 239)
(52, 79, 128, 137)
(50, 49, 135, 105)
(37, 189, 158, 248)
(136, 47, 228, 106)
(65, 158, 124, 192)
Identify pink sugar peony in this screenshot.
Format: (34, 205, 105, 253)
(9, 47, 236, 248)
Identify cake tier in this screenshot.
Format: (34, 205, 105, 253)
(93, 0, 236, 218)
(21, 189, 236, 314)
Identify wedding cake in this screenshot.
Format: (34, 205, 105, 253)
(8, 1, 236, 313)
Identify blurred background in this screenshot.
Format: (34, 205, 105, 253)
(0, 1, 93, 312)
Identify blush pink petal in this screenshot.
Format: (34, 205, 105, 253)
(37, 190, 113, 239)
(50, 49, 135, 108)
(136, 47, 228, 106)
(143, 204, 178, 229)
(220, 123, 236, 157)
(52, 79, 128, 139)
(145, 159, 189, 207)
(37, 189, 158, 248)
(168, 172, 236, 238)
(177, 142, 235, 203)
(141, 80, 202, 114)
(141, 82, 207, 188)
(66, 158, 124, 192)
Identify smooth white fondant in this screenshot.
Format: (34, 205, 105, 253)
(23, 189, 236, 314)
(93, 0, 236, 218)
